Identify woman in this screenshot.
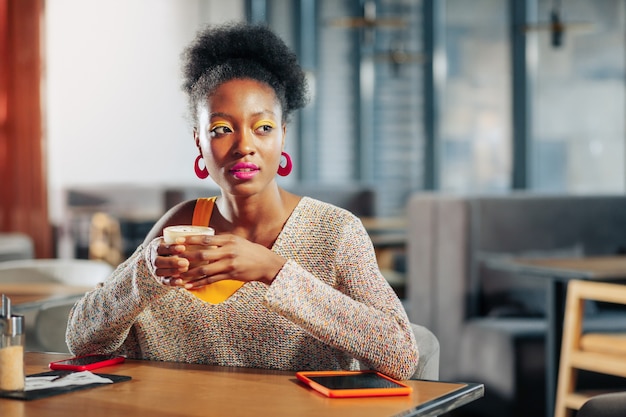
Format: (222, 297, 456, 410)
(66, 22, 419, 380)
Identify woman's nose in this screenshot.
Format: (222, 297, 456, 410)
(233, 130, 255, 156)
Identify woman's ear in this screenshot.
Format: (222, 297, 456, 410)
(193, 127, 200, 150)
(281, 124, 287, 148)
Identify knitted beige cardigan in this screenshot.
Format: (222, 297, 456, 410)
(66, 197, 419, 380)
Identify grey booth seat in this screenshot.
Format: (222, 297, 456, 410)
(405, 192, 626, 417)
(410, 323, 440, 380)
(0, 233, 34, 262)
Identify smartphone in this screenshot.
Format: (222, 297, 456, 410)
(49, 354, 126, 371)
(295, 370, 412, 398)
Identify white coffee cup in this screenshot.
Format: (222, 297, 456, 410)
(163, 225, 215, 244)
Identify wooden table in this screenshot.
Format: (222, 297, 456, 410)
(483, 255, 626, 417)
(0, 352, 484, 417)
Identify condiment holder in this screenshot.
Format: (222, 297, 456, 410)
(0, 294, 25, 391)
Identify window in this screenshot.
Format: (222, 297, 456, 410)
(440, 0, 512, 192)
(258, 0, 626, 216)
(531, 0, 625, 192)
(263, 0, 425, 216)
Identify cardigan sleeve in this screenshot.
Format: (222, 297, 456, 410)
(263, 216, 419, 380)
(65, 240, 174, 357)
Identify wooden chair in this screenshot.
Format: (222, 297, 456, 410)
(554, 280, 626, 417)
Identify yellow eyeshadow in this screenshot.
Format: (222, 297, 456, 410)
(253, 120, 277, 130)
(209, 121, 231, 130)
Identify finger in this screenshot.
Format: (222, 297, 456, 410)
(178, 267, 208, 281)
(182, 275, 209, 288)
(179, 259, 223, 278)
(183, 272, 237, 289)
(155, 256, 189, 271)
(159, 276, 184, 286)
(182, 260, 236, 288)
(157, 243, 186, 256)
(155, 268, 186, 278)
(182, 273, 214, 288)
(177, 248, 216, 265)
(183, 234, 232, 247)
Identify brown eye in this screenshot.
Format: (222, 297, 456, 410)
(255, 124, 274, 134)
(210, 125, 232, 137)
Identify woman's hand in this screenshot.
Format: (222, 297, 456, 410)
(174, 234, 286, 287)
(151, 239, 190, 286)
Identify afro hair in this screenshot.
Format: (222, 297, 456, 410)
(181, 22, 309, 125)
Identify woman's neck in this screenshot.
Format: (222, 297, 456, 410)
(213, 187, 300, 246)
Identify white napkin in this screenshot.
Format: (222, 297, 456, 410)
(25, 371, 113, 391)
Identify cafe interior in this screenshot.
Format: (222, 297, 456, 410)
(1, 0, 626, 416)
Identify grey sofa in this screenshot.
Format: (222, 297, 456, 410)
(0, 232, 34, 261)
(405, 192, 626, 417)
(410, 323, 440, 380)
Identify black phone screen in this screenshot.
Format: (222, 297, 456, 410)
(308, 373, 404, 390)
(56, 354, 121, 366)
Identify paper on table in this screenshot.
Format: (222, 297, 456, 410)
(25, 371, 113, 391)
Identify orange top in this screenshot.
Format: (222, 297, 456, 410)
(189, 197, 244, 304)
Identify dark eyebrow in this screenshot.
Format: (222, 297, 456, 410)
(209, 112, 231, 119)
(254, 110, 278, 117)
(209, 110, 276, 118)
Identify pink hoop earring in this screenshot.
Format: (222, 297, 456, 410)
(194, 154, 209, 179)
(277, 151, 293, 176)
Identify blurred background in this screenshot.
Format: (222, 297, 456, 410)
(2, 2, 626, 416)
(1, 0, 624, 259)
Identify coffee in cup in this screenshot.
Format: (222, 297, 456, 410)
(163, 225, 214, 244)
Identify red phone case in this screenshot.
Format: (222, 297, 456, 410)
(296, 370, 413, 398)
(49, 354, 126, 371)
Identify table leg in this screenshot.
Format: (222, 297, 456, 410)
(546, 279, 567, 417)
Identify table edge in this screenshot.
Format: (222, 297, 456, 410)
(481, 256, 626, 280)
(392, 382, 485, 417)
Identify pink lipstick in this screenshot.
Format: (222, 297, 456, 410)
(230, 162, 260, 180)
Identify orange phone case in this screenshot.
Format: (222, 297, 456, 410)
(295, 370, 412, 398)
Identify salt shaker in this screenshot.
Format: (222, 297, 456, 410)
(0, 294, 25, 391)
